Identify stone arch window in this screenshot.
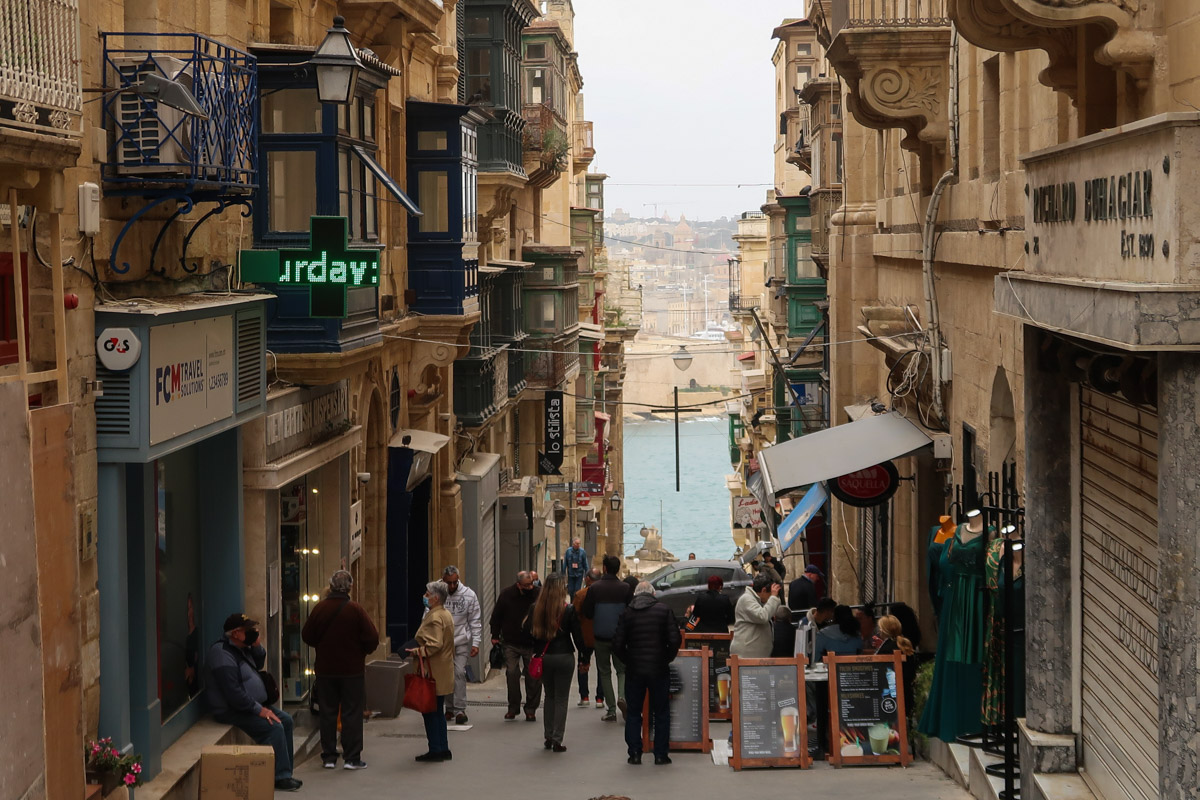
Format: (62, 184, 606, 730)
(988, 367, 1016, 474)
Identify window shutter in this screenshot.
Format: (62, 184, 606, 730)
(236, 308, 264, 411)
(95, 366, 133, 440)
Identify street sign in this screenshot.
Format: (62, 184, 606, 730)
(546, 483, 570, 492)
(576, 491, 590, 507)
(580, 481, 603, 492)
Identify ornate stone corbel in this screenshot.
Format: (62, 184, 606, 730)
(406, 317, 477, 391)
(950, 0, 1079, 99)
(476, 185, 517, 250)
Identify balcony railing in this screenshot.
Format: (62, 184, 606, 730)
(0, 0, 82, 137)
(526, 333, 580, 389)
(830, 0, 949, 37)
(810, 190, 841, 258)
(522, 102, 568, 181)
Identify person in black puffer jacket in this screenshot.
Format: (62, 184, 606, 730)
(690, 575, 736, 633)
(612, 582, 681, 765)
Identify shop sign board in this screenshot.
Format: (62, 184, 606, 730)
(825, 652, 911, 767)
(733, 496, 764, 528)
(683, 632, 734, 720)
(729, 654, 811, 770)
(828, 460, 900, 508)
(265, 382, 350, 462)
(149, 316, 234, 445)
(240, 216, 380, 318)
(639, 649, 711, 753)
(538, 390, 564, 475)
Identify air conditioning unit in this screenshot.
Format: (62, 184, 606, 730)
(110, 56, 194, 176)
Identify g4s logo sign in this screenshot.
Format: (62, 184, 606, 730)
(95, 327, 142, 371)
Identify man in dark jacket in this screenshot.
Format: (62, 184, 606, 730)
(582, 555, 633, 721)
(489, 571, 541, 720)
(302, 570, 380, 770)
(613, 582, 681, 765)
(205, 614, 300, 792)
(787, 564, 824, 612)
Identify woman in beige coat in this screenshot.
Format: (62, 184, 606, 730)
(409, 580, 456, 762)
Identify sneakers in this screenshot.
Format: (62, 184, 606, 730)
(343, 760, 368, 770)
(654, 755, 672, 766)
(455, 713, 468, 725)
(578, 697, 590, 707)
(617, 698, 628, 721)
(415, 751, 453, 762)
(445, 710, 455, 722)
(552, 744, 567, 753)
(595, 697, 604, 708)
(601, 711, 617, 722)
(275, 778, 303, 792)
(323, 759, 337, 769)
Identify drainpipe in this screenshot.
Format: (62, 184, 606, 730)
(921, 27, 959, 432)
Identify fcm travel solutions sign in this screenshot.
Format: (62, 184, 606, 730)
(149, 317, 234, 445)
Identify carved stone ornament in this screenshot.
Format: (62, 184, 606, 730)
(406, 316, 477, 390)
(13, 102, 37, 125)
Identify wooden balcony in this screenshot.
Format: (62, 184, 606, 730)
(572, 120, 594, 171)
(522, 102, 568, 189)
(810, 188, 841, 265)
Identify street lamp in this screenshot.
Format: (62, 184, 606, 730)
(671, 344, 693, 372)
(311, 16, 363, 104)
(610, 491, 622, 512)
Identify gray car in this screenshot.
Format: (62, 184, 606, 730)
(642, 559, 753, 622)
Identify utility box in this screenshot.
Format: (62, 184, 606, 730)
(199, 745, 274, 800)
(365, 656, 414, 717)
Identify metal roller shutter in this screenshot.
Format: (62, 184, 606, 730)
(1079, 388, 1160, 800)
(480, 504, 498, 661)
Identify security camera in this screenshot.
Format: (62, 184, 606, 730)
(357, 472, 372, 484)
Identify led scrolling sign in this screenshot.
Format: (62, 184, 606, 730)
(240, 216, 380, 318)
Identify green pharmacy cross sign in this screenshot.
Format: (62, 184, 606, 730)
(240, 216, 380, 318)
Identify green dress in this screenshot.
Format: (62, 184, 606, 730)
(981, 538, 1026, 725)
(918, 525, 988, 742)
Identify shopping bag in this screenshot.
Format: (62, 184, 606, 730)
(489, 642, 505, 670)
(403, 656, 437, 714)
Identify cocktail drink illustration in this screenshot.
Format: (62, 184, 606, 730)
(868, 723, 891, 755)
(780, 706, 800, 756)
(717, 673, 732, 710)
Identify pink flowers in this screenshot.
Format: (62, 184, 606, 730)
(123, 774, 137, 786)
(85, 737, 145, 788)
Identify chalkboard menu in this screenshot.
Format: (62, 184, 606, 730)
(729, 655, 810, 770)
(825, 652, 911, 767)
(682, 632, 733, 720)
(640, 649, 711, 753)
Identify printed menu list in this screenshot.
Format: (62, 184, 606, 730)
(669, 656, 704, 743)
(736, 665, 802, 759)
(828, 654, 909, 765)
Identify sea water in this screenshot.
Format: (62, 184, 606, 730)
(621, 416, 736, 560)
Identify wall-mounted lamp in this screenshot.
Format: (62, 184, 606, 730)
(610, 491, 622, 512)
(311, 15, 363, 104)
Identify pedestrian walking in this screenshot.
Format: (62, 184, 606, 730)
(573, 568, 605, 707)
(581, 555, 633, 722)
(730, 574, 782, 658)
(690, 574, 736, 633)
(408, 581, 456, 762)
(438, 565, 482, 725)
(523, 573, 588, 752)
(489, 571, 542, 720)
(301, 570, 380, 771)
(564, 538, 590, 596)
(787, 564, 824, 612)
(612, 581, 681, 765)
(205, 614, 300, 791)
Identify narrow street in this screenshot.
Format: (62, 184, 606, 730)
(294, 673, 970, 799)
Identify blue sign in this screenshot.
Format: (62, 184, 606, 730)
(778, 482, 828, 552)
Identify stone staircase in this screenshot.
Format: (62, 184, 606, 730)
(928, 732, 1100, 800)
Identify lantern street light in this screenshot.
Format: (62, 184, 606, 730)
(610, 491, 622, 512)
(671, 344, 693, 371)
(311, 16, 363, 104)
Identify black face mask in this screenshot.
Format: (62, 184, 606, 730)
(243, 629, 260, 646)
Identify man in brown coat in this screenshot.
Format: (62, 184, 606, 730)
(302, 570, 380, 770)
(573, 568, 604, 707)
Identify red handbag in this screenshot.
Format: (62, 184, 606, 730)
(403, 655, 438, 714)
(528, 642, 551, 680)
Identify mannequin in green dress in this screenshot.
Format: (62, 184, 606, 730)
(981, 528, 1025, 725)
(918, 511, 989, 742)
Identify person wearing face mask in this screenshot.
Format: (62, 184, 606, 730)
(205, 614, 301, 792)
(490, 571, 542, 720)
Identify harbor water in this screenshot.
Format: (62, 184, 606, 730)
(621, 416, 736, 560)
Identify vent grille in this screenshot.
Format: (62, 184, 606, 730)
(95, 367, 132, 437)
(237, 313, 263, 406)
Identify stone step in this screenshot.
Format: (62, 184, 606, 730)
(968, 743, 1019, 800)
(1029, 772, 1099, 800)
(928, 736, 972, 788)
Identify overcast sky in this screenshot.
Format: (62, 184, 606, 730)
(572, 0, 802, 222)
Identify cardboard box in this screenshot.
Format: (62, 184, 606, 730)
(199, 745, 275, 800)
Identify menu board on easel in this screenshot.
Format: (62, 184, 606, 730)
(682, 632, 733, 720)
(640, 649, 711, 753)
(826, 652, 911, 767)
(729, 655, 810, 770)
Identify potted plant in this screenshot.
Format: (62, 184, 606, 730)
(85, 738, 145, 794)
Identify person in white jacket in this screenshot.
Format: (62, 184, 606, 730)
(440, 565, 482, 724)
(730, 575, 782, 658)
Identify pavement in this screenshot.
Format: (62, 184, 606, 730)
(294, 672, 973, 799)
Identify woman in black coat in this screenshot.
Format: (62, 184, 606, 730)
(690, 575, 736, 633)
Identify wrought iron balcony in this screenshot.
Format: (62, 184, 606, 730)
(0, 0, 82, 139)
(818, 0, 951, 155)
(810, 189, 841, 263)
(522, 102, 568, 189)
(101, 33, 257, 195)
(526, 333, 580, 389)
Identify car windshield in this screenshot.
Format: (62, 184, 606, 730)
(643, 564, 674, 583)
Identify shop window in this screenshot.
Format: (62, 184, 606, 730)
(280, 477, 321, 702)
(267, 150, 318, 233)
(526, 42, 546, 61)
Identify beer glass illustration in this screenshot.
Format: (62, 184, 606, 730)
(716, 673, 732, 711)
(780, 706, 800, 756)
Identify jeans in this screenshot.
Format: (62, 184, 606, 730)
(503, 644, 542, 714)
(593, 639, 625, 713)
(624, 671, 671, 758)
(577, 651, 603, 702)
(214, 706, 294, 780)
(567, 575, 583, 596)
(541, 653, 575, 745)
(316, 675, 365, 763)
(448, 640, 470, 715)
(421, 695, 450, 754)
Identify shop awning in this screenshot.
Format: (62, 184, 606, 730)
(759, 411, 932, 497)
(352, 144, 422, 216)
(736, 351, 756, 362)
(777, 482, 828, 552)
(388, 428, 450, 453)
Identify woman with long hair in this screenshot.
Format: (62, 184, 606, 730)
(523, 573, 588, 752)
(876, 614, 917, 715)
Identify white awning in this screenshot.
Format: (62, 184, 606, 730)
(578, 322, 605, 341)
(388, 428, 450, 453)
(758, 411, 932, 497)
